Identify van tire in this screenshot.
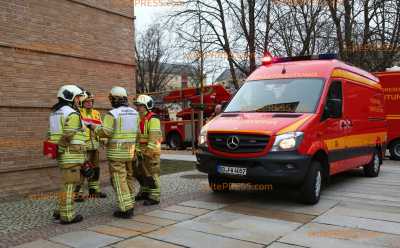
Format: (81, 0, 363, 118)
(364, 151, 381, 177)
(300, 161, 322, 205)
(208, 175, 230, 193)
(389, 140, 400, 161)
(167, 132, 183, 150)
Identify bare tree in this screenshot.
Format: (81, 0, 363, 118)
(136, 24, 175, 93)
(327, 0, 400, 70)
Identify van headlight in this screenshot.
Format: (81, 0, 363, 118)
(198, 128, 208, 147)
(271, 132, 304, 152)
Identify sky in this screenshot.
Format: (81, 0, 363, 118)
(134, 6, 227, 83)
(135, 5, 179, 33)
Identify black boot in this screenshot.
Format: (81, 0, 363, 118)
(74, 195, 85, 202)
(143, 198, 160, 206)
(113, 208, 134, 219)
(60, 214, 83, 225)
(89, 189, 107, 198)
(53, 211, 60, 220)
(135, 192, 149, 201)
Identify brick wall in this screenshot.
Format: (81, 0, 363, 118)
(0, 0, 136, 198)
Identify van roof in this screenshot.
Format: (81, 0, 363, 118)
(248, 59, 380, 87)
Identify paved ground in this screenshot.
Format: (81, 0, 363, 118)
(4, 158, 400, 248)
(160, 154, 196, 162)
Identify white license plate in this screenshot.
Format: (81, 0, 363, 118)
(217, 165, 247, 176)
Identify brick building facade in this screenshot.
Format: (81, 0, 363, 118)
(0, 0, 136, 198)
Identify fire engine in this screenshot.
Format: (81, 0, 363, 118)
(196, 53, 387, 205)
(374, 67, 400, 160)
(155, 85, 231, 149)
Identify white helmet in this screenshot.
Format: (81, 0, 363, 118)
(135, 94, 154, 110)
(57, 85, 84, 102)
(110, 86, 128, 97)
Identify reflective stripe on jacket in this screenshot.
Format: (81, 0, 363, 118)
(48, 105, 86, 164)
(95, 106, 139, 161)
(137, 111, 162, 153)
(80, 108, 101, 150)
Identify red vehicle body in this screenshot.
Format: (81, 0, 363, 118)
(160, 85, 231, 149)
(374, 70, 400, 160)
(196, 55, 387, 204)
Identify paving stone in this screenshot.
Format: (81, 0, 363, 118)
(179, 200, 227, 210)
(323, 190, 400, 203)
(224, 204, 315, 224)
(232, 197, 338, 216)
(88, 225, 141, 238)
(339, 201, 400, 215)
(321, 195, 400, 208)
(145, 226, 264, 248)
(49, 231, 122, 248)
(163, 205, 210, 216)
(13, 239, 70, 248)
(132, 215, 177, 226)
(112, 236, 182, 248)
(267, 242, 305, 248)
(328, 205, 400, 223)
(280, 222, 400, 248)
(313, 212, 400, 235)
(144, 210, 195, 221)
(109, 220, 160, 233)
(175, 210, 302, 245)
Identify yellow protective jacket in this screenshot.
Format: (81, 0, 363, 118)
(137, 111, 162, 155)
(80, 108, 102, 150)
(95, 106, 139, 161)
(48, 105, 86, 165)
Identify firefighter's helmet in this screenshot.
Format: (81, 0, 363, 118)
(83, 90, 94, 102)
(110, 87, 128, 97)
(135, 94, 154, 110)
(57, 85, 84, 102)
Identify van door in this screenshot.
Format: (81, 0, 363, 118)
(343, 80, 379, 166)
(321, 80, 348, 175)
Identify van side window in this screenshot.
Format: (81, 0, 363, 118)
(328, 81, 342, 100)
(322, 81, 343, 120)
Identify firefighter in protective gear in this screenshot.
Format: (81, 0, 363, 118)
(48, 85, 86, 224)
(74, 91, 107, 202)
(90, 87, 138, 218)
(134, 94, 162, 206)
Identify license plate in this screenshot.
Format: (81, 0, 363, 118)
(217, 165, 247, 176)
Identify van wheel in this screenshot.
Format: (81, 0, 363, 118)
(208, 175, 230, 193)
(167, 133, 182, 150)
(389, 140, 400, 160)
(364, 151, 381, 177)
(300, 161, 322, 205)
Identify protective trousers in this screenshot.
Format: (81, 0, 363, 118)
(135, 154, 161, 201)
(75, 150, 100, 196)
(58, 164, 81, 222)
(109, 160, 134, 212)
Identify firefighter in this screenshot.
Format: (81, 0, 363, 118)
(208, 104, 222, 122)
(134, 95, 162, 206)
(90, 87, 138, 218)
(74, 91, 107, 202)
(48, 85, 86, 224)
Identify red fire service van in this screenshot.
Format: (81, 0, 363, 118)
(374, 68, 400, 160)
(196, 54, 387, 204)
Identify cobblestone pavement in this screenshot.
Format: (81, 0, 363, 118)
(4, 159, 400, 248)
(0, 170, 210, 248)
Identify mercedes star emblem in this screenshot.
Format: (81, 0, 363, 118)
(226, 136, 240, 150)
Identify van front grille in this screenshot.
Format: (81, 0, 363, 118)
(208, 133, 269, 153)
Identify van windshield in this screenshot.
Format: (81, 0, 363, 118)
(224, 78, 324, 113)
